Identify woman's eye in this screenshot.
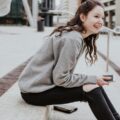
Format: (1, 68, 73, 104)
(95, 16, 99, 18)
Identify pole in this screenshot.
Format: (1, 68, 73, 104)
(106, 32, 111, 72)
(22, 0, 34, 27)
(32, 0, 38, 28)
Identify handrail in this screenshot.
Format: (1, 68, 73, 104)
(49, 8, 119, 73)
(22, 0, 118, 73)
(49, 8, 117, 73)
(101, 26, 120, 34)
(48, 10, 74, 16)
(100, 26, 120, 72)
(41, 6, 118, 73)
(22, 0, 34, 27)
(48, 10, 74, 23)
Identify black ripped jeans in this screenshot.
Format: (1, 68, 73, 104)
(21, 86, 120, 120)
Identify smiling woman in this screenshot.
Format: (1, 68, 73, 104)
(0, 0, 12, 16)
(18, 0, 120, 120)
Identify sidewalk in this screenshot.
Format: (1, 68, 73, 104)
(0, 26, 54, 78)
(0, 26, 120, 119)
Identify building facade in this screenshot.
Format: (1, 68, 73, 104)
(101, 0, 120, 28)
(72, 0, 120, 29)
(58, 0, 78, 15)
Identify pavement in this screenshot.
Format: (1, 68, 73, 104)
(0, 25, 120, 119)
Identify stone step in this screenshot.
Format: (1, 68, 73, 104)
(0, 82, 47, 120)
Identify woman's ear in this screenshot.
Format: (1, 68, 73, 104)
(80, 14, 86, 22)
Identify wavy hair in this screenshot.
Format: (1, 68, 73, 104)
(50, 0, 104, 65)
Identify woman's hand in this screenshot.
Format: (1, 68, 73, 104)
(96, 76, 111, 86)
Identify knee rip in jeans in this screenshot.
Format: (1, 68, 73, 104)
(82, 84, 100, 93)
(82, 88, 101, 102)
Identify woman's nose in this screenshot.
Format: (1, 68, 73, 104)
(99, 18, 104, 25)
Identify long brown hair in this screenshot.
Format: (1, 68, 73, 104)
(50, 0, 104, 65)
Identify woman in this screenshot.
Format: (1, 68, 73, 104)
(18, 0, 120, 119)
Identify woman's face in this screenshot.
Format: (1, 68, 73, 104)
(80, 6, 104, 35)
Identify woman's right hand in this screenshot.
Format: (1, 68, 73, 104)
(96, 76, 111, 86)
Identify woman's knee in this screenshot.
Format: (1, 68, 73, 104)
(86, 86, 102, 94)
(85, 87, 103, 101)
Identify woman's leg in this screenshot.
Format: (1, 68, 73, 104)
(100, 87, 120, 120)
(21, 86, 87, 106)
(21, 86, 117, 120)
(86, 87, 116, 120)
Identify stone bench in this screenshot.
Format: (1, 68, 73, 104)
(0, 81, 96, 120)
(0, 82, 52, 120)
(1, 82, 119, 120)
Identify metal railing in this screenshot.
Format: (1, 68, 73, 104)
(101, 26, 120, 72)
(21, 1, 120, 73)
(49, 8, 120, 73)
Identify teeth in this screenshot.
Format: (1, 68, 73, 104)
(94, 24, 102, 29)
(94, 24, 102, 28)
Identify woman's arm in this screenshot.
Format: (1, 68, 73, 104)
(53, 37, 97, 88)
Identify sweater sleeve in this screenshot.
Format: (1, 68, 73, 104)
(53, 37, 97, 88)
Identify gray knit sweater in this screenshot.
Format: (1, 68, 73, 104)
(18, 31, 97, 93)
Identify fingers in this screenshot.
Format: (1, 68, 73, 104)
(97, 77, 109, 86)
(102, 76, 111, 80)
(97, 81, 109, 86)
(101, 80, 109, 86)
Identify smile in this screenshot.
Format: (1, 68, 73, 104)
(94, 24, 102, 29)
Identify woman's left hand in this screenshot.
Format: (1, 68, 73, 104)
(96, 76, 111, 86)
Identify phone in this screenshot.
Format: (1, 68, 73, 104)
(54, 105, 78, 114)
(103, 75, 113, 82)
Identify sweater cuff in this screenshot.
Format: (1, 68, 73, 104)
(85, 75, 97, 84)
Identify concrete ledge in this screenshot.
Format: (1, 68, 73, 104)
(0, 82, 47, 120)
(0, 82, 96, 120)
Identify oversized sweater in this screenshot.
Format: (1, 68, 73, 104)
(18, 30, 97, 93)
